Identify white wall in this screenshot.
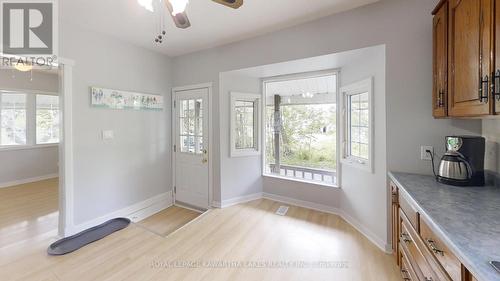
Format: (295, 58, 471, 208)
(483, 120, 500, 175)
(339, 46, 387, 249)
(0, 70, 59, 186)
(0, 147, 58, 186)
(60, 23, 173, 225)
(172, 0, 482, 249)
(219, 72, 262, 202)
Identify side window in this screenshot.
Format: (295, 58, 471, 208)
(0, 93, 27, 146)
(36, 94, 60, 144)
(230, 92, 261, 157)
(341, 78, 373, 172)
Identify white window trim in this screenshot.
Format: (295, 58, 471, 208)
(0, 90, 60, 148)
(230, 92, 261, 157)
(340, 77, 374, 173)
(261, 69, 341, 187)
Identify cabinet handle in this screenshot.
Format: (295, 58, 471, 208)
(424, 278, 433, 281)
(479, 75, 489, 103)
(426, 239, 444, 256)
(400, 232, 412, 243)
(401, 269, 411, 281)
(438, 90, 445, 107)
(492, 70, 500, 101)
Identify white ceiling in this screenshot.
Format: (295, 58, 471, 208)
(60, 0, 379, 57)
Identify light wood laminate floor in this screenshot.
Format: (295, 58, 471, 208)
(0, 178, 59, 248)
(0, 195, 400, 281)
(137, 206, 202, 237)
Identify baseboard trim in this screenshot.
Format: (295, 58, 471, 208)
(65, 191, 173, 236)
(262, 192, 342, 215)
(0, 173, 58, 189)
(214, 192, 263, 209)
(339, 208, 392, 254)
(226, 192, 390, 254)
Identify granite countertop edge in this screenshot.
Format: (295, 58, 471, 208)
(388, 171, 492, 281)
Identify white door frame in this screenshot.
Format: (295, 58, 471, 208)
(57, 57, 76, 237)
(171, 83, 214, 209)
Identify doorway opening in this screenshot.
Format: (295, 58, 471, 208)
(0, 58, 74, 246)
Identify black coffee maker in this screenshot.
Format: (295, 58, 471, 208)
(436, 136, 485, 186)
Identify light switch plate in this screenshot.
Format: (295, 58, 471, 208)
(102, 130, 114, 140)
(421, 146, 433, 161)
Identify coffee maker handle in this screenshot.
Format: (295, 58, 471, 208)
(461, 156, 473, 179)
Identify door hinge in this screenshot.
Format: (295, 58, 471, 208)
(174, 145, 176, 152)
(174, 100, 176, 108)
(174, 186, 176, 193)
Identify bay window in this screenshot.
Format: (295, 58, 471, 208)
(263, 71, 339, 186)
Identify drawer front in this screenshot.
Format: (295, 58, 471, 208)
(420, 218, 461, 281)
(399, 190, 419, 231)
(400, 210, 437, 281)
(400, 246, 419, 281)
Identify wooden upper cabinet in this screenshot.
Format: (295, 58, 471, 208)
(494, 0, 500, 114)
(433, 1, 448, 118)
(448, 0, 492, 117)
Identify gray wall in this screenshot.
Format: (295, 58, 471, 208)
(219, 72, 263, 201)
(0, 69, 59, 93)
(172, 0, 482, 248)
(483, 120, 500, 174)
(0, 146, 58, 186)
(60, 23, 173, 225)
(0, 70, 59, 186)
(339, 45, 387, 247)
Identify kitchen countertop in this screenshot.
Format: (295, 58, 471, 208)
(388, 172, 500, 281)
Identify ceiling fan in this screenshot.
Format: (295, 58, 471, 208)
(165, 0, 244, 29)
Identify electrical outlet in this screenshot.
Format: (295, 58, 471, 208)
(421, 146, 434, 161)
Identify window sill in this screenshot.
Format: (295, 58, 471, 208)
(0, 143, 59, 152)
(263, 173, 340, 189)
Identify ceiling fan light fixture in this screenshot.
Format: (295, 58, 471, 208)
(137, 0, 154, 12)
(212, 0, 243, 9)
(168, 0, 189, 15)
(14, 62, 33, 72)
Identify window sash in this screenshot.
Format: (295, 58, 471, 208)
(262, 70, 339, 187)
(0, 93, 27, 146)
(230, 92, 261, 157)
(340, 77, 373, 172)
(0, 91, 59, 148)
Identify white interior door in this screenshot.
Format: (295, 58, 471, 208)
(174, 88, 209, 209)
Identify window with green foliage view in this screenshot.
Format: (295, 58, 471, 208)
(264, 73, 338, 186)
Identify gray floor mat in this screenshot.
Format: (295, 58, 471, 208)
(47, 218, 131, 255)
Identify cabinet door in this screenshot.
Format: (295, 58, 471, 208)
(494, 0, 500, 114)
(448, 0, 492, 117)
(433, 2, 448, 118)
(390, 182, 399, 265)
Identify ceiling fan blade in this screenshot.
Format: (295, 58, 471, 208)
(212, 0, 243, 9)
(165, 1, 191, 29)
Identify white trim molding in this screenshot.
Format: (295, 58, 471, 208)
(0, 173, 58, 189)
(171, 82, 214, 209)
(340, 77, 374, 173)
(229, 92, 261, 158)
(65, 191, 173, 236)
(213, 192, 263, 208)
